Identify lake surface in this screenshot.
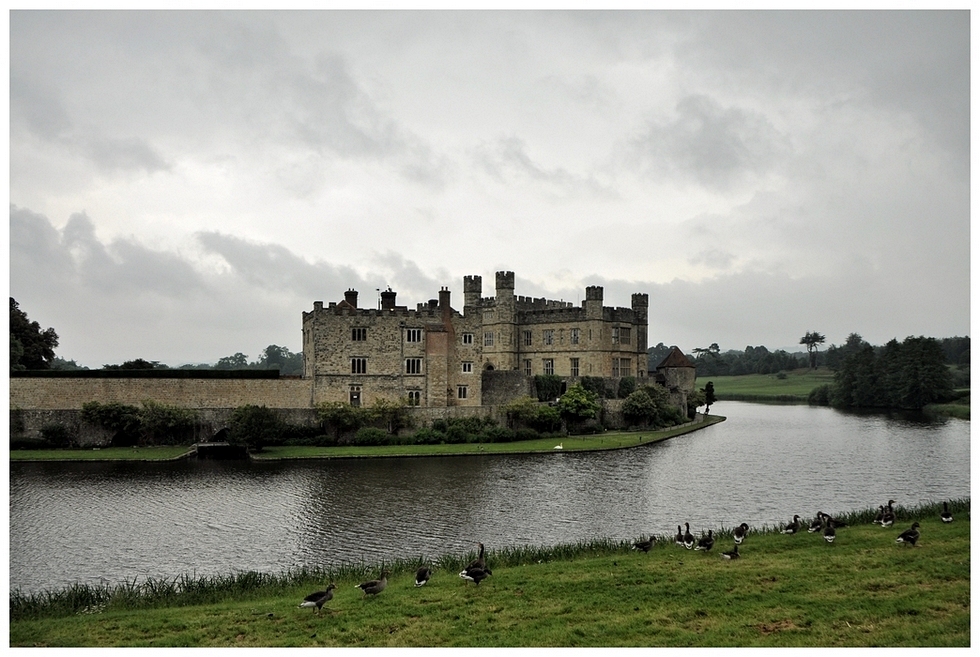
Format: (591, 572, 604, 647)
(9, 402, 970, 594)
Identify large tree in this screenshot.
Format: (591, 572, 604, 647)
(800, 331, 826, 369)
(10, 298, 58, 371)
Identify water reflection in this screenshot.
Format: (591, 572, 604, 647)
(9, 402, 969, 594)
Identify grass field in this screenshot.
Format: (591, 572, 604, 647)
(8, 445, 195, 461)
(10, 500, 969, 647)
(701, 369, 836, 402)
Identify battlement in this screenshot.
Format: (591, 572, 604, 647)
(495, 270, 515, 291)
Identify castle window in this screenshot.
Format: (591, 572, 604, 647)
(522, 330, 532, 346)
(523, 359, 532, 376)
(484, 332, 494, 347)
(621, 358, 632, 377)
(405, 358, 422, 374)
(406, 328, 423, 343)
(619, 327, 631, 345)
(351, 358, 367, 374)
(457, 385, 468, 399)
(570, 358, 580, 377)
(349, 385, 362, 407)
(543, 358, 554, 376)
(352, 327, 367, 342)
(462, 333, 474, 345)
(570, 328, 580, 345)
(407, 390, 421, 406)
(483, 309, 495, 321)
(462, 361, 473, 373)
(543, 329, 554, 346)
(612, 327, 620, 344)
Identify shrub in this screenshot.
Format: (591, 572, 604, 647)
(316, 402, 368, 438)
(138, 400, 198, 445)
(557, 383, 601, 423)
(41, 424, 73, 448)
(617, 377, 636, 399)
(354, 427, 390, 446)
(622, 389, 657, 425)
(809, 384, 831, 406)
(226, 405, 285, 452)
(412, 427, 446, 445)
(534, 375, 564, 402)
(580, 376, 612, 399)
(81, 401, 141, 446)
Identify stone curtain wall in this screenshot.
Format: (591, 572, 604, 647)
(10, 377, 314, 411)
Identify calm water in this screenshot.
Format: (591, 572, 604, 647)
(9, 402, 970, 594)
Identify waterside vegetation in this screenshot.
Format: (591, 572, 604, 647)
(10, 499, 969, 647)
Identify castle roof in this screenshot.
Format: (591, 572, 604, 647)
(655, 346, 695, 370)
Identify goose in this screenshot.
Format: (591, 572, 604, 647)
(683, 523, 695, 549)
(463, 542, 486, 573)
(896, 522, 920, 547)
(694, 530, 714, 552)
(674, 525, 685, 547)
(459, 566, 492, 585)
(721, 544, 740, 560)
(733, 523, 749, 545)
(355, 570, 389, 596)
(414, 567, 431, 587)
(872, 506, 885, 525)
(808, 512, 825, 533)
(553, 443, 563, 450)
(823, 516, 836, 544)
(781, 515, 801, 535)
(825, 513, 847, 528)
(298, 583, 336, 614)
(881, 500, 896, 528)
(941, 501, 953, 523)
(632, 536, 654, 552)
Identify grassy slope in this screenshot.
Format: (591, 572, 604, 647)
(9, 445, 195, 462)
(701, 369, 836, 401)
(10, 505, 969, 647)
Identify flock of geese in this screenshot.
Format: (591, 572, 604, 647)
(298, 542, 492, 615)
(300, 500, 955, 615)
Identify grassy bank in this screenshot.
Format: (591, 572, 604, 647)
(703, 369, 836, 402)
(9, 416, 725, 462)
(10, 500, 969, 647)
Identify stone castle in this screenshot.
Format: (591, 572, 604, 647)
(302, 271, 650, 408)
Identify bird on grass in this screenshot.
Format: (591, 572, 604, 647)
(694, 530, 714, 552)
(298, 583, 336, 615)
(632, 536, 654, 552)
(683, 523, 695, 550)
(355, 570, 389, 597)
(414, 567, 431, 587)
(464, 542, 486, 573)
(459, 566, 492, 585)
(674, 525, 685, 547)
(554, 443, 563, 450)
(941, 501, 953, 523)
(823, 516, 836, 544)
(733, 523, 749, 545)
(781, 515, 801, 535)
(808, 512, 825, 533)
(896, 522, 920, 547)
(872, 506, 885, 525)
(721, 544, 740, 560)
(880, 500, 896, 528)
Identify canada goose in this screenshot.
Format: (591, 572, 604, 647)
(941, 501, 953, 523)
(872, 506, 884, 525)
(722, 544, 740, 560)
(733, 523, 749, 545)
(459, 566, 492, 585)
(896, 522, 920, 547)
(808, 512, 825, 533)
(299, 583, 336, 614)
(464, 543, 486, 573)
(632, 536, 654, 552)
(554, 443, 563, 450)
(881, 500, 896, 528)
(694, 530, 714, 552)
(823, 516, 836, 544)
(825, 514, 847, 528)
(683, 523, 695, 550)
(415, 567, 431, 587)
(355, 571, 389, 596)
(781, 515, 801, 534)
(675, 525, 685, 547)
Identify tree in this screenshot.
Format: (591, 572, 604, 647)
(103, 359, 166, 370)
(557, 383, 601, 424)
(215, 353, 250, 369)
(800, 331, 826, 369)
(10, 298, 59, 371)
(703, 382, 716, 414)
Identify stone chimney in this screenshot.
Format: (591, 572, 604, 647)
(439, 287, 451, 320)
(380, 287, 397, 310)
(343, 289, 358, 308)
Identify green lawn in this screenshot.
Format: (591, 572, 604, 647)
(10, 501, 969, 647)
(9, 445, 195, 461)
(704, 369, 835, 401)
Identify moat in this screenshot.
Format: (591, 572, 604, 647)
(10, 401, 970, 595)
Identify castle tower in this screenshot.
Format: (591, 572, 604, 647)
(631, 293, 649, 322)
(463, 275, 482, 311)
(584, 285, 604, 320)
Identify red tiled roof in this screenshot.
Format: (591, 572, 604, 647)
(655, 346, 695, 370)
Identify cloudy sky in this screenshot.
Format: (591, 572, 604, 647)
(8, 10, 970, 368)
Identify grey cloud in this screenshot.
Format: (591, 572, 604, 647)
(80, 135, 171, 174)
(688, 249, 736, 271)
(630, 94, 789, 189)
(475, 136, 616, 198)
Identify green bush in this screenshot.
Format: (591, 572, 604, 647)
(808, 384, 832, 406)
(534, 375, 564, 402)
(622, 389, 657, 425)
(557, 383, 601, 423)
(354, 427, 390, 446)
(580, 376, 612, 399)
(138, 400, 198, 445)
(226, 405, 285, 451)
(412, 427, 446, 444)
(40, 424, 73, 448)
(617, 377, 636, 399)
(81, 401, 142, 446)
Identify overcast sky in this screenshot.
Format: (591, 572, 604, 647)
(8, 10, 971, 369)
